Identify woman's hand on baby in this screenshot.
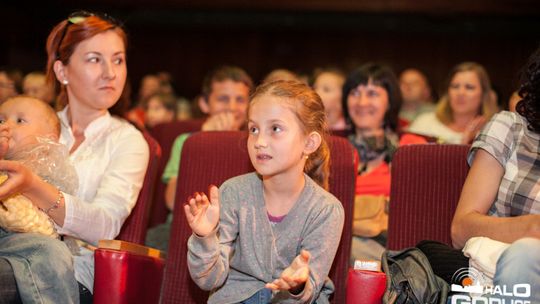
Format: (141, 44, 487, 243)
(266, 250, 311, 293)
(183, 185, 220, 237)
(0, 160, 38, 199)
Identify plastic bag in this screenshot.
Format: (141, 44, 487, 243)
(6, 136, 78, 194)
(0, 137, 79, 238)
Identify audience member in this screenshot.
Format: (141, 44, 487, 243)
(408, 62, 498, 144)
(126, 73, 163, 128)
(398, 68, 434, 125)
(185, 80, 344, 303)
(156, 71, 175, 95)
(176, 96, 193, 120)
(262, 68, 301, 84)
(145, 65, 253, 251)
(0, 68, 22, 103)
(312, 67, 347, 131)
(138, 74, 161, 103)
(22, 71, 55, 106)
(143, 93, 177, 129)
(343, 63, 426, 262)
(507, 90, 521, 112)
(0, 11, 149, 303)
(449, 47, 540, 303)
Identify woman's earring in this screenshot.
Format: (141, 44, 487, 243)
(62, 79, 69, 85)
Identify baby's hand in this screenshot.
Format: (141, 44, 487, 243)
(0, 125, 11, 159)
(183, 185, 220, 237)
(266, 250, 311, 293)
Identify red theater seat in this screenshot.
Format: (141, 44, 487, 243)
(346, 144, 470, 304)
(93, 132, 165, 304)
(148, 119, 205, 227)
(116, 132, 162, 244)
(346, 269, 386, 304)
(93, 242, 165, 304)
(387, 144, 470, 250)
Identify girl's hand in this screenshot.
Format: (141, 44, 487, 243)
(266, 250, 311, 293)
(183, 185, 220, 237)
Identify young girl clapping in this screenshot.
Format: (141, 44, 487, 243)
(185, 80, 344, 303)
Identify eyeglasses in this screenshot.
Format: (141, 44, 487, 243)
(55, 10, 122, 60)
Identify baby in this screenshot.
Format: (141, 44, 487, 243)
(0, 96, 77, 238)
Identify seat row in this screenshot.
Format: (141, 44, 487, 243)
(95, 120, 470, 304)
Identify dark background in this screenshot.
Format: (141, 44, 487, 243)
(2, 0, 540, 107)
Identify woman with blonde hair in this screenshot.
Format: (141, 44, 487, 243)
(409, 62, 499, 144)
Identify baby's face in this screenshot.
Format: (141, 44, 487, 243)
(0, 97, 56, 152)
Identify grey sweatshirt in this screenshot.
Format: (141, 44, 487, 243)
(187, 173, 345, 304)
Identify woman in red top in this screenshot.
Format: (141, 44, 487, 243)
(342, 63, 426, 261)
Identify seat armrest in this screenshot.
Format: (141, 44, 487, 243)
(346, 268, 386, 304)
(93, 240, 165, 304)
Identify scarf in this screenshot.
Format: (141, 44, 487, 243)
(348, 129, 399, 174)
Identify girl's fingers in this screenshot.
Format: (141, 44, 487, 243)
(275, 278, 291, 290)
(300, 250, 311, 264)
(188, 198, 198, 215)
(265, 282, 279, 290)
(195, 192, 207, 209)
(290, 250, 310, 270)
(209, 185, 220, 207)
(294, 267, 309, 283)
(183, 204, 195, 223)
(281, 275, 297, 288)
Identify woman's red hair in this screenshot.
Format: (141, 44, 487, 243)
(45, 14, 129, 115)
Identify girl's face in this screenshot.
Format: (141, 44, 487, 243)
(60, 30, 127, 115)
(313, 72, 345, 125)
(247, 95, 308, 181)
(346, 82, 389, 132)
(448, 71, 483, 117)
(145, 96, 174, 128)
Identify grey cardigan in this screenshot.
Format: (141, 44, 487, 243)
(187, 173, 344, 304)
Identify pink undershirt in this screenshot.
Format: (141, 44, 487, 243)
(267, 212, 286, 223)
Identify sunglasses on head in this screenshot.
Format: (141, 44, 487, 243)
(55, 10, 122, 60)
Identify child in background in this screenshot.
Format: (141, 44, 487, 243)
(312, 68, 347, 131)
(184, 80, 344, 303)
(22, 72, 55, 106)
(143, 93, 177, 129)
(0, 95, 77, 237)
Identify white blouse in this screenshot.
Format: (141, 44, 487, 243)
(56, 107, 149, 291)
(407, 112, 463, 144)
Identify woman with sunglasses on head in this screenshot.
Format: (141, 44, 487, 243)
(0, 12, 149, 303)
